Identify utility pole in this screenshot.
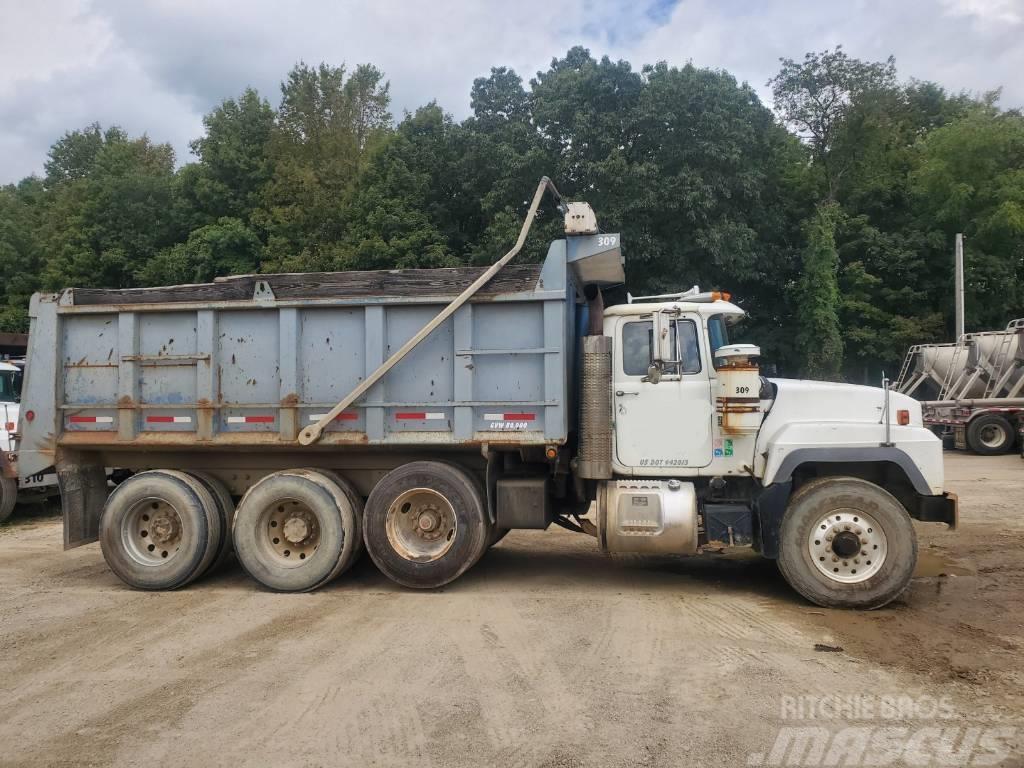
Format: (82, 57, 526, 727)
(954, 233, 965, 339)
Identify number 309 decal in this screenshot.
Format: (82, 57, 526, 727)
(597, 235, 617, 247)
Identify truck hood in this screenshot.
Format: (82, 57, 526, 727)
(1, 401, 17, 452)
(766, 378, 922, 426)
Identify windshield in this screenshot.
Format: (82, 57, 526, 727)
(0, 370, 22, 403)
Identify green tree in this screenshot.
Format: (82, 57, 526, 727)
(912, 108, 1024, 330)
(138, 217, 263, 285)
(0, 179, 45, 331)
(185, 88, 276, 223)
(256, 62, 392, 271)
(41, 129, 181, 290)
(769, 47, 897, 200)
(796, 203, 844, 379)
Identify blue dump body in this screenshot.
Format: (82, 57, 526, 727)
(17, 233, 621, 472)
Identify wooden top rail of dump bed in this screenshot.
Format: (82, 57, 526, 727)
(62, 265, 546, 307)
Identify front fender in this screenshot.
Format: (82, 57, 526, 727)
(757, 421, 944, 495)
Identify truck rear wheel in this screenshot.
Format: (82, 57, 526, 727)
(966, 414, 1014, 455)
(0, 476, 16, 523)
(364, 461, 488, 589)
(777, 476, 917, 609)
(232, 469, 361, 592)
(99, 470, 221, 590)
(187, 471, 236, 575)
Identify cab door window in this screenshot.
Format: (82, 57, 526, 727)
(621, 319, 701, 376)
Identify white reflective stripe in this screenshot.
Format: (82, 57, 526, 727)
(226, 416, 244, 423)
(483, 413, 504, 421)
(94, 416, 114, 423)
(424, 412, 445, 420)
(174, 416, 191, 423)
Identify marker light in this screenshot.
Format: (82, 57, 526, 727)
(897, 409, 910, 426)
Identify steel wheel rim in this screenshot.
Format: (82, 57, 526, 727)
(121, 497, 183, 566)
(979, 424, 1005, 449)
(807, 507, 887, 584)
(385, 488, 457, 563)
(258, 497, 321, 567)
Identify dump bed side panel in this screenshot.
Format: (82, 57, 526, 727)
(17, 246, 574, 472)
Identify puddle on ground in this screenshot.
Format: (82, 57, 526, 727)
(915, 551, 973, 577)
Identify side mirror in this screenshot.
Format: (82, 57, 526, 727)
(652, 311, 674, 366)
(645, 363, 663, 385)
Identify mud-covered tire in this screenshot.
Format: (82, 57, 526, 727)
(966, 414, 1015, 455)
(0, 476, 16, 523)
(233, 469, 361, 592)
(99, 470, 221, 590)
(777, 476, 917, 610)
(187, 471, 236, 574)
(364, 461, 488, 589)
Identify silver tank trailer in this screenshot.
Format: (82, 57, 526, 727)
(896, 320, 1024, 402)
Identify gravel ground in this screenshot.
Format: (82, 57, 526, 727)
(0, 452, 1021, 767)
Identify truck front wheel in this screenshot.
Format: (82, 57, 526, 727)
(966, 414, 1015, 455)
(777, 477, 917, 609)
(364, 461, 489, 589)
(0, 476, 16, 523)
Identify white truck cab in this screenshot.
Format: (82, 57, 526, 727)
(606, 300, 944, 494)
(2, 360, 59, 521)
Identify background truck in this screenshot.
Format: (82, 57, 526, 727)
(2, 359, 60, 522)
(11, 178, 956, 608)
(895, 319, 1024, 454)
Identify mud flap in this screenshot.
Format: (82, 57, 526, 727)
(57, 457, 109, 549)
(753, 481, 792, 559)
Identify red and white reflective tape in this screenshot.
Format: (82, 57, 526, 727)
(483, 412, 535, 422)
(69, 415, 114, 424)
(395, 412, 445, 421)
(146, 415, 192, 424)
(226, 415, 275, 424)
(309, 412, 358, 422)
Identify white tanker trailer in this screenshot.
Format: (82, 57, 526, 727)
(895, 319, 1024, 453)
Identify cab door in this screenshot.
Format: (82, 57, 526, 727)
(612, 313, 713, 473)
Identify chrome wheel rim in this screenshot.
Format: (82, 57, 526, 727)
(807, 508, 887, 584)
(386, 488, 457, 563)
(979, 424, 1006, 449)
(259, 498, 321, 566)
(121, 497, 183, 565)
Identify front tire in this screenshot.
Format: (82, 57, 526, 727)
(777, 477, 917, 609)
(364, 461, 488, 589)
(966, 414, 1014, 455)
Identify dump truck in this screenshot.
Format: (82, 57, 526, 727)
(10, 179, 957, 608)
(895, 319, 1024, 454)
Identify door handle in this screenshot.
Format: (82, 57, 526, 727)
(615, 390, 639, 397)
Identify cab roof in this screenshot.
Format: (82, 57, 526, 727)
(604, 299, 745, 318)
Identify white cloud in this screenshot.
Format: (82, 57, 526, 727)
(0, 0, 1021, 183)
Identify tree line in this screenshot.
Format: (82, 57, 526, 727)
(1, 47, 1022, 380)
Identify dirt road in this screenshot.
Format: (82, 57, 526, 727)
(1, 453, 1021, 767)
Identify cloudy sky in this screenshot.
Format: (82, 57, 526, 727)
(1, 0, 1021, 183)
